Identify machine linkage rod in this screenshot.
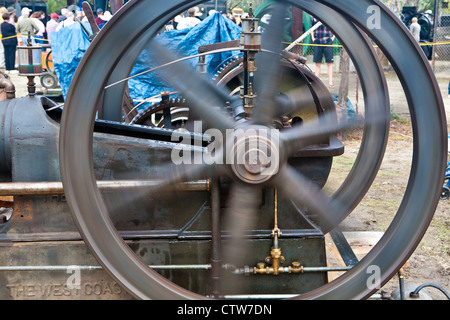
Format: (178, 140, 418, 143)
(0, 265, 351, 273)
(0, 265, 211, 271)
(0, 180, 209, 196)
(223, 292, 383, 300)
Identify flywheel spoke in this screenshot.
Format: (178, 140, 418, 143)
(280, 112, 363, 157)
(251, 1, 288, 126)
(272, 164, 345, 233)
(221, 183, 261, 288)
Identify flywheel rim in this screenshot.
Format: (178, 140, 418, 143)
(60, 0, 446, 300)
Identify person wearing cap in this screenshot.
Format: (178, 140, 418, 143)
(95, 8, 104, 26)
(17, 7, 39, 45)
(46, 13, 59, 44)
(18, 7, 30, 23)
(6, 7, 17, 24)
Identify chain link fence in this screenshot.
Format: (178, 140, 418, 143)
(432, 1, 450, 77)
(296, 2, 450, 79)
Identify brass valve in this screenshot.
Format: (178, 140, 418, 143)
(252, 189, 303, 275)
(289, 261, 304, 274)
(253, 260, 304, 275)
(254, 262, 269, 275)
(253, 234, 304, 275)
(253, 245, 285, 275)
(266, 247, 284, 275)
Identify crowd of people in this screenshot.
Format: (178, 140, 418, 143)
(0, 5, 247, 74)
(0, 6, 112, 73)
(164, 6, 243, 32)
(2, 6, 445, 98)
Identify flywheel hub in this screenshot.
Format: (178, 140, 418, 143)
(227, 126, 281, 184)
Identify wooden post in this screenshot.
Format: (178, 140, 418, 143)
(291, 6, 304, 55)
(432, 0, 440, 71)
(338, 48, 350, 139)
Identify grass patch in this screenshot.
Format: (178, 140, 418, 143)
(331, 156, 355, 170)
(390, 108, 408, 124)
(434, 220, 450, 256)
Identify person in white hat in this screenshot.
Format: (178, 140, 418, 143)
(58, 8, 68, 23)
(20, 7, 31, 19)
(56, 11, 75, 31)
(17, 7, 39, 45)
(98, 11, 112, 28)
(101, 11, 112, 21)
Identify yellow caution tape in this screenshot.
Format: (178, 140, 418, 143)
(284, 40, 450, 47)
(0, 34, 50, 41)
(0, 34, 448, 46)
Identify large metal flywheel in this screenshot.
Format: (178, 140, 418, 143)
(59, 0, 446, 299)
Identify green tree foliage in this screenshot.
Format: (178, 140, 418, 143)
(418, 0, 435, 11)
(227, 0, 266, 12)
(46, 0, 68, 14)
(377, 0, 438, 20)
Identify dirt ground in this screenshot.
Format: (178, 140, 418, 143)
(327, 121, 449, 300)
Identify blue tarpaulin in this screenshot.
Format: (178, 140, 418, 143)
(128, 13, 242, 103)
(332, 94, 357, 120)
(51, 22, 92, 99)
(51, 13, 242, 104)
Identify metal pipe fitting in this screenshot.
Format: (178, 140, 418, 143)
(0, 73, 16, 100)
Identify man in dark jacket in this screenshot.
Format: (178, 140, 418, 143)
(1, 12, 18, 72)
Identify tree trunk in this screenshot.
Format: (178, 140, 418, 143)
(338, 48, 350, 139)
(291, 7, 304, 55)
